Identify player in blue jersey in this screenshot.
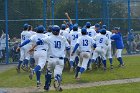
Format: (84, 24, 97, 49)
(111, 27, 124, 67)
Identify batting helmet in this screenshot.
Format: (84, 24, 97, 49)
(100, 29, 106, 35)
(52, 25, 60, 35)
(86, 22, 91, 28)
(81, 28, 87, 35)
(61, 24, 66, 30)
(37, 25, 45, 33)
(73, 24, 78, 31)
(23, 23, 29, 30)
(95, 23, 100, 28)
(102, 25, 107, 29)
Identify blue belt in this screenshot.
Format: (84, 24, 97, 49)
(35, 49, 46, 51)
(50, 56, 64, 59)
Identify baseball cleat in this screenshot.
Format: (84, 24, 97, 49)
(37, 81, 41, 88)
(29, 68, 34, 80)
(54, 80, 63, 92)
(16, 67, 20, 73)
(76, 72, 81, 80)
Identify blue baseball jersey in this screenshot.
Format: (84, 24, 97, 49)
(111, 32, 124, 49)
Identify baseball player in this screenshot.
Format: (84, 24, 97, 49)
(16, 24, 32, 72)
(91, 29, 109, 71)
(102, 25, 113, 69)
(71, 28, 95, 80)
(36, 25, 70, 91)
(111, 27, 124, 67)
(28, 25, 36, 68)
(45, 25, 52, 36)
(86, 22, 96, 38)
(17, 25, 48, 88)
(68, 24, 81, 72)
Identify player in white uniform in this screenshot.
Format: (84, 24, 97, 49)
(91, 29, 109, 71)
(71, 28, 95, 79)
(45, 25, 52, 36)
(17, 25, 48, 88)
(68, 24, 81, 72)
(86, 22, 96, 38)
(36, 25, 70, 91)
(28, 25, 36, 68)
(102, 25, 113, 69)
(16, 24, 32, 72)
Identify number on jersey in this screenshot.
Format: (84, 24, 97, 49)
(87, 32, 92, 37)
(54, 41, 61, 48)
(22, 35, 25, 40)
(99, 38, 103, 43)
(83, 39, 88, 46)
(72, 34, 78, 40)
(106, 34, 109, 39)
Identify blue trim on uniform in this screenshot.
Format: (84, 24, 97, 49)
(19, 39, 31, 47)
(72, 43, 79, 54)
(66, 47, 70, 50)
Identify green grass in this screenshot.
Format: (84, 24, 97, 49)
(0, 56, 140, 87)
(46, 82, 140, 93)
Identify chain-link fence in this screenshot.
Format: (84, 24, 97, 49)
(0, 0, 140, 64)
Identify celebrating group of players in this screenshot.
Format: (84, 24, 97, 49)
(16, 13, 124, 92)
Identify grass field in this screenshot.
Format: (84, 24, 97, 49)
(0, 55, 140, 88)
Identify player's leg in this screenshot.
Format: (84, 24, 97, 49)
(29, 50, 47, 88)
(77, 52, 90, 79)
(54, 58, 64, 91)
(108, 45, 113, 69)
(99, 48, 107, 70)
(16, 48, 24, 73)
(30, 52, 35, 68)
(44, 58, 53, 91)
(116, 49, 124, 67)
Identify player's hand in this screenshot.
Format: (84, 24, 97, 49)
(29, 48, 34, 53)
(16, 47, 20, 52)
(65, 12, 68, 16)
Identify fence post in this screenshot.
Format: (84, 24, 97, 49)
(51, 0, 54, 25)
(43, 0, 47, 29)
(5, 0, 9, 64)
(75, 0, 78, 24)
(128, 0, 131, 33)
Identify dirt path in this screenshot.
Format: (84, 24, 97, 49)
(0, 64, 16, 73)
(0, 78, 140, 93)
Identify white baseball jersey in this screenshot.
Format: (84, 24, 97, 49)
(29, 31, 36, 35)
(68, 31, 81, 47)
(43, 35, 70, 58)
(87, 28, 96, 38)
(77, 35, 95, 52)
(94, 34, 109, 47)
(60, 30, 69, 39)
(105, 31, 112, 45)
(45, 32, 52, 37)
(21, 31, 32, 43)
(29, 33, 48, 69)
(30, 33, 48, 51)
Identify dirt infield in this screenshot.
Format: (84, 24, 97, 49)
(0, 78, 140, 93)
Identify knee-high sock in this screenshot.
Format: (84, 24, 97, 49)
(109, 58, 113, 65)
(102, 60, 106, 68)
(117, 57, 123, 64)
(17, 61, 22, 68)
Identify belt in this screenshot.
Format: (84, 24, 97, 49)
(35, 49, 46, 51)
(50, 56, 64, 59)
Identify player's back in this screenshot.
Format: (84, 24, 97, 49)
(30, 33, 48, 50)
(60, 30, 69, 39)
(78, 35, 94, 52)
(94, 34, 109, 47)
(105, 31, 112, 44)
(47, 35, 69, 58)
(21, 31, 32, 43)
(45, 32, 52, 37)
(68, 31, 81, 46)
(87, 28, 96, 38)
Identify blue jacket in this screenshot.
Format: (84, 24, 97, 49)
(111, 32, 124, 49)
